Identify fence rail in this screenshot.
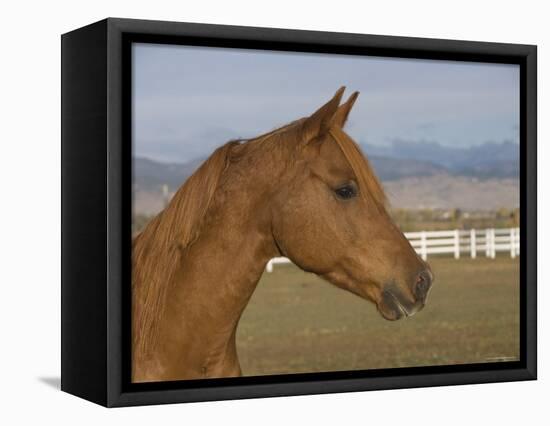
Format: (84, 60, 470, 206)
(265, 227, 520, 272)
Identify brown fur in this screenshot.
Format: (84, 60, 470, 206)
(132, 88, 432, 382)
(132, 141, 239, 357)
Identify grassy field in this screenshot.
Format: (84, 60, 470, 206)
(236, 256, 520, 376)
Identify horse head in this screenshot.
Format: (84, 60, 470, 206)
(269, 87, 433, 320)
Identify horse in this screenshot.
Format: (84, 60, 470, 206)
(132, 87, 433, 382)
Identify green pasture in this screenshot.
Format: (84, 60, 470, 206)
(237, 256, 520, 376)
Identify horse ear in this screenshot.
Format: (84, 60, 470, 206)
(301, 86, 346, 141)
(333, 91, 359, 128)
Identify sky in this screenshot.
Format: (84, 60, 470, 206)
(132, 43, 520, 164)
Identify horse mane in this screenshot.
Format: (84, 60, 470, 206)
(328, 127, 388, 210)
(132, 141, 239, 357)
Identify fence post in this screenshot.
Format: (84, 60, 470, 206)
(420, 231, 427, 261)
(454, 229, 460, 259)
(491, 228, 497, 259)
(266, 260, 273, 273)
(510, 228, 516, 258)
(485, 229, 490, 258)
(161, 183, 170, 208)
(470, 229, 476, 259)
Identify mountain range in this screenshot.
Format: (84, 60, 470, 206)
(134, 140, 519, 193)
(362, 140, 519, 180)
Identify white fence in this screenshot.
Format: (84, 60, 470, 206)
(265, 227, 520, 272)
(405, 227, 520, 261)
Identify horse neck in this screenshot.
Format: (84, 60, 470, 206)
(151, 175, 280, 379)
(171, 203, 277, 322)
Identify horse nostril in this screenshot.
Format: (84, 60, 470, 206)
(414, 270, 432, 300)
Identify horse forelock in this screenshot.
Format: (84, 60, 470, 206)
(328, 127, 388, 210)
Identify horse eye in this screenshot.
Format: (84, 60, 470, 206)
(334, 184, 357, 200)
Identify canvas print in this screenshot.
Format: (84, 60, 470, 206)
(131, 44, 519, 383)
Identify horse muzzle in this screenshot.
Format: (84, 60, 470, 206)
(377, 269, 433, 321)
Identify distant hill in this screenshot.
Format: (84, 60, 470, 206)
(368, 156, 448, 181)
(361, 140, 519, 179)
(384, 175, 518, 211)
(133, 140, 519, 215)
(134, 157, 202, 192)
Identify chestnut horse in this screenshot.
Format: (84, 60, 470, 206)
(132, 87, 433, 382)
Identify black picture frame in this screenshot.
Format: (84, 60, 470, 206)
(61, 17, 537, 407)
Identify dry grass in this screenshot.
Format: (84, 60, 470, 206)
(237, 256, 520, 376)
